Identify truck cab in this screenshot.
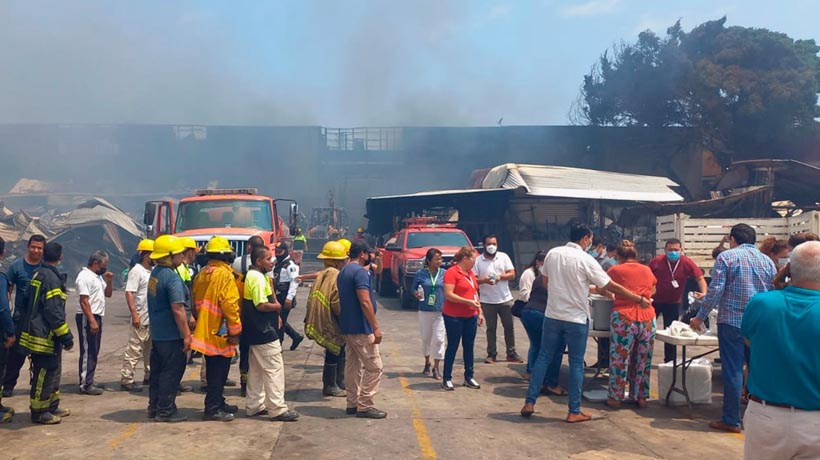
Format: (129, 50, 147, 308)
(381, 217, 473, 309)
(144, 188, 297, 263)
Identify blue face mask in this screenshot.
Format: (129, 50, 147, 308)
(667, 251, 681, 262)
(588, 249, 599, 258)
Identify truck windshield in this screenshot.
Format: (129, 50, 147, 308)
(176, 200, 272, 232)
(406, 232, 470, 249)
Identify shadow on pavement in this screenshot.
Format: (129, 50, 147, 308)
(292, 404, 351, 420)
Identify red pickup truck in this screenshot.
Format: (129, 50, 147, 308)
(379, 218, 474, 309)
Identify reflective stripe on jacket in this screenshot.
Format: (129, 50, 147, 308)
(191, 260, 242, 357)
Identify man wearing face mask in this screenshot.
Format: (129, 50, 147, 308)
(75, 250, 113, 395)
(648, 239, 707, 363)
(474, 235, 522, 364)
(270, 242, 304, 351)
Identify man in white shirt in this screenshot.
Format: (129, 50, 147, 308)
(520, 224, 649, 423)
(473, 235, 522, 363)
(76, 250, 113, 395)
(120, 240, 154, 392)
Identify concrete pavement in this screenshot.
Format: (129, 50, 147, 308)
(0, 282, 744, 459)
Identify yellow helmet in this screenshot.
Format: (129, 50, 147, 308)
(150, 235, 185, 260)
(180, 237, 199, 251)
(317, 241, 348, 260)
(205, 236, 234, 254)
(337, 238, 352, 254)
(136, 238, 154, 252)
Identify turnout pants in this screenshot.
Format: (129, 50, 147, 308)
(482, 301, 516, 357)
(344, 334, 383, 411)
(77, 314, 103, 390)
(148, 339, 186, 418)
(204, 355, 231, 415)
(121, 325, 152, 385)
(245, 341, 289, 417)
(30, 349, 62, 419)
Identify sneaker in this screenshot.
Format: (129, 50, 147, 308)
(290, 335, 304, 351)
(356, 408, 387, 419)
(484, 355, 497, 364)
(345, 407, 358, 415)
(155, 413, 187, 423)
(322, 385, 346, 397)
(120, 382, 143, 392)
(52, 407, 71, 417)
(422, 363, 431, 376)
(32, 412, 61, 425)
(463, 378, 481, 389)
(0, 406, 13, 423)
(271, 410, 300, 422)
(506, 352, 524, 363)
(203, 410, 234, 422)
(221, 403, 239, 414)
(80, 385, 104, 395)
(224, 379, 238, 387)
(441, 380, 455, 391)
(2, 388, 13, 398)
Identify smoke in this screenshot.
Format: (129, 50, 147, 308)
(0, 1, 551, 127)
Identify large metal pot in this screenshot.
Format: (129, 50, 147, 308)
(589, 294, 613, 331)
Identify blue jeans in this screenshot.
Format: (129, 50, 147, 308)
(443, 314, 478, 382)
(718, 324, 747, 427)
(520, 309, 564, 387)
(525, 317, 588, 414)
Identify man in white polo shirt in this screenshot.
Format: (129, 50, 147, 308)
(520, 224, 649, 423)
(76, 250, 113, 395)
(473, 234, 522, 363)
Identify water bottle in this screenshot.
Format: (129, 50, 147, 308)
(417, 285, 425, 299)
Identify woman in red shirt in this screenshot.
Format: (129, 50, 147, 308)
(441, 246, 485, 391)
(602, 240, 656, 409)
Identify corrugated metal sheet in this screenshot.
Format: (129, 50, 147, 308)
(481, 163, 684, 202)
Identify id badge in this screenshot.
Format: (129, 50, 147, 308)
(671, 280, 679, 288)
(427, 294, 436, 306)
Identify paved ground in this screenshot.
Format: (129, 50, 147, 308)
(1, 272, 745, 459)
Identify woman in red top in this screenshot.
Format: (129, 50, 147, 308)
(602, 240, 656, 409)
(441, 246, 485, 391)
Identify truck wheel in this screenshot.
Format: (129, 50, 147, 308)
(399, 282, 414, 310)
(378, 270, 395, 297)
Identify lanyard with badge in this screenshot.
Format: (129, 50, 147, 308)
(426, 268, 440, 306)
(667, 259, 681, 288)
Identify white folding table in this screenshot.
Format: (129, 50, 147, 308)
(655, 330, 720, 409)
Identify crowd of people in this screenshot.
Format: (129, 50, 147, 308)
(0, 222, 818, 458)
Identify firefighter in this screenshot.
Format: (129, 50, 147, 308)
(192, 237, 242, 422)
(271, 242, 304, 351)
(304, 241, 348, 397)
(17, 242, 74, 425)
(292, 228, 308, 252)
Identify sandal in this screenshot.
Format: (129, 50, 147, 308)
(431, 368, 441, 380)
(520, 404, 535, 418)
(604, 398, 621, 409)
(566, 412, 592, 423)
(423, 363, 431, 376)
(543, 386, 567, 396)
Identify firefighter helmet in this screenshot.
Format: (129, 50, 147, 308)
(317, 241, 348, 260)
(150, 235, 185, 260)
(337, 238, 352, 254)
(205, 236, 234, 254)
(136, 239, 154, 252)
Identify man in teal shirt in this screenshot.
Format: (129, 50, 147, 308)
(741, 240, 820, 459)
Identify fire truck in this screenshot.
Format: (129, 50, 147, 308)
(143, 188, 298, 263)
(379, 217, 474, 309)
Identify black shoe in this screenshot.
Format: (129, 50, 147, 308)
(2, 388, 13, 398)
(224, 379, 238, 387)
(240, 383, 247, 398)
(356, 408, 387, 419)
(463, 378, 481, 390)
(120, 382, 143, 392)
(178, 384, 194, 393)
(155, 413, 187, 423)
(441, 380, 455, 391)
(142, 379, 150, 386)
(51, 407, 71, 417)
(32, 412, 61, 425)
(147, 409, 156, 419)
(290, 335, 304, 351)
(345, 407, 358, 415)
(203, 410, 234, 422)
(80, 385, 104, 395)
(221, 403, 239, 414)
(271, 410, 300, 422)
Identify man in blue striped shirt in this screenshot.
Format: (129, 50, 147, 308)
(691, 223, 776, 433)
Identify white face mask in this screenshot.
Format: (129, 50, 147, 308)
(485, 244, 497, 255)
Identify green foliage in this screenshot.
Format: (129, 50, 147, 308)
(576, 17, 820, 162)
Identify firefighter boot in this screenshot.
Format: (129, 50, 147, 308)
(322, 364, 345, 397)
(336, 355, 346, 391)
(0, 405, 13, 423)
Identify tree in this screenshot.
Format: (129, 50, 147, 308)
(574, 17, 820, 163)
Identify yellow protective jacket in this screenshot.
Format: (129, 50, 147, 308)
(303, 266, 343, 355)
(191, 260, 242, 357)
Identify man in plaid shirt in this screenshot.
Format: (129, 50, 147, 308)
(691, 223, 776, 433)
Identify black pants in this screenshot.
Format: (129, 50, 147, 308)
(655, 302, 681, 362)
(76, 314, 103, 390)
(0, 345, 7, 406)
(323, 346, 346, 389)
(148, 340, 186, 418)
(239, 335, 249, 385)
(204, 355, 231, 415)
(275, 291, 302, 343)
(596, 338, 610, 368)
(30, 349, 62, 418)
(2, 342, 29, 392)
